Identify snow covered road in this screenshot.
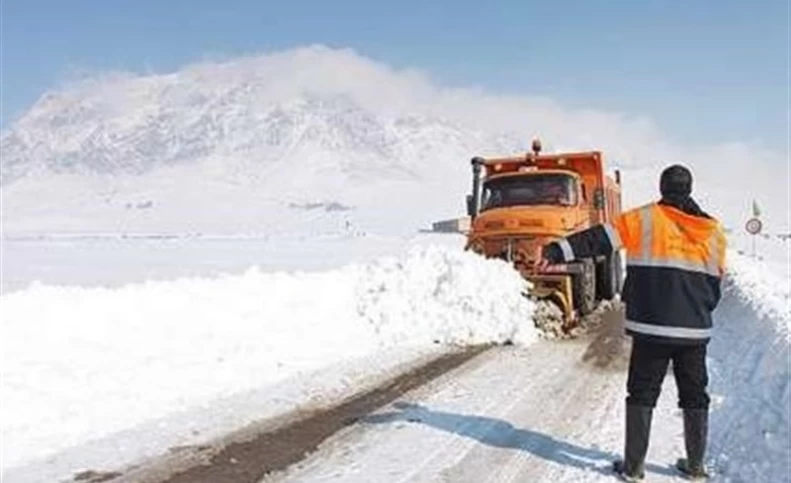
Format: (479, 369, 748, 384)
(260, 307, 692, 483)
(263, 288, 789, 483)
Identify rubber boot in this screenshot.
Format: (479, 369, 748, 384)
(676, 408, 710, 480)
(612, 404, 653, 481)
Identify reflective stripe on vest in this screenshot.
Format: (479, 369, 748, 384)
(626, 205, 721, 277)
(558, 238, 574, 261)
(603, 223, 622, 250)
(625, 320, 712, 339)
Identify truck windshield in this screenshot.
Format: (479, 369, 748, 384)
(481, 174, 577, 210)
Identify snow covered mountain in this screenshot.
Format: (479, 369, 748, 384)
(1, 87, 499, 183)
(1, 45, 787, 235)
(1, 46, 523, 183)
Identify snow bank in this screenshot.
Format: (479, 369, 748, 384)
(722, 245, 790, 336)
(356, 246, 537, 346)
(0, 245, 537, 473)
(706, 249, 790, 481)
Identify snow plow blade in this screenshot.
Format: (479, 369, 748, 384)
(523, 273, 577, 330)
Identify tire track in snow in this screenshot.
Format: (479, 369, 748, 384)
(491, 356, 622, 483)
(391, 356, 529, 483)
(261, 348, 519, 483)
(431, 338, 621, 483)
(397, 346, 583, 483)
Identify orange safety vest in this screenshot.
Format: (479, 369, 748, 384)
(611, 202, 727, 342)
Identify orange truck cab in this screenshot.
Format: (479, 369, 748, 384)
(465, 139, 624, 327)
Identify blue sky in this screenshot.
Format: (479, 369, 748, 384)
(1, 0, 788, 151)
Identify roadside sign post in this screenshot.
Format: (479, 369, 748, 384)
(745, 217, 762, 258)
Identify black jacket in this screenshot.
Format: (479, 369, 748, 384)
(543, 197, 727, 345)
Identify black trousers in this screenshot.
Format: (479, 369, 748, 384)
(626, 338, 710, 410)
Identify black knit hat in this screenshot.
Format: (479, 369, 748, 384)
(660, 164, 693, 198)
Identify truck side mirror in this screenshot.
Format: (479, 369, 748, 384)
(466, 194, 475, 217)
(593, 188, 605, 210)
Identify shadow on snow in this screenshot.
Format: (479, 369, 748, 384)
(363, 402, 678, 478)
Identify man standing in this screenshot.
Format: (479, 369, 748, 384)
(537, 165, 727, 481)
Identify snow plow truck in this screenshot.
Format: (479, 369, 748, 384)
(464, 139, 624, 330)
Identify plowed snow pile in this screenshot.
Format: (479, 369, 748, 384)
(0, 245, 538, 473)
(706, 248, 790, 482)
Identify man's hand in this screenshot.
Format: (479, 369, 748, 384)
(533, 245, 551, 272)
(534, 257, 552, 272)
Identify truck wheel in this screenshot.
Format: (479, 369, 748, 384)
(574, 259, 597, 316)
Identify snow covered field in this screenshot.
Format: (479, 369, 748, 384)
(0, 233, 464, 294)
(1, 236, 541, 482)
